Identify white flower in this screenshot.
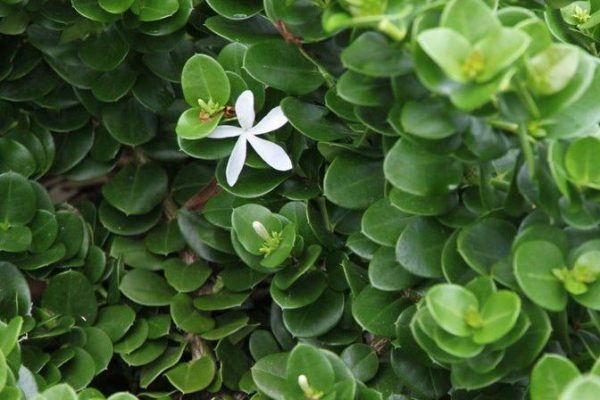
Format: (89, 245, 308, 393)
(208, 90, 292, 186)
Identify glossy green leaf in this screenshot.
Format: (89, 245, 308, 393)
(514, 241, 568, 311)
(181, 54, 230, 107)
(165, 357, 216, 394)
(530, 354, 580, 400)
(426, 284, 478, 337)
(324, 154, 384, 210)
(120, 269, 176, 306)
(102, 164, 168, 216)
(244, 40, 324, 95)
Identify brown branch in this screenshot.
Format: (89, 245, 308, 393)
(274, 20, 303, 46)
(184, 178, 221, 211)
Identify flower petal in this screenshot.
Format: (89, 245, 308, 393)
(247, 134, 293, 171)
(226, 136, 248, 186)
(236, 90, 255, 131)
(208, 125, 244, 139)
(250, 106, 288, 135)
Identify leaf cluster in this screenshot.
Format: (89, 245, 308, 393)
(2, 0, 600, 400)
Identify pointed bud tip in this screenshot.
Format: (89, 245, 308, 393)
(252, 221, 270, 240)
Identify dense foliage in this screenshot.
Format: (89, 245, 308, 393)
(2, 0, 600, 399)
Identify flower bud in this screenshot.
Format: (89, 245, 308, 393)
(252, 221, 270, 241)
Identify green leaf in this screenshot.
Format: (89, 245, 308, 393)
(441, 0, 500, 42)
(0, 225, 32, 253)
(114, 319, 149, 354)
(0, 172, 35, 227)
(41, 271, 98, 325)
(433, 325, 483, 358)
(170, 293, 215, 333)
(82, 327, 113, 374)
(78, 27, 129, 71)
(384, 140, 463, 196)
(176, 109, 222, 140)
(341, 32, 411, 77)
(395, 217, 451, 278)
(426, 284, 478, 337)
(249, 330, 280, 361)
(530, 354, 580, 400)
(401, 100, 458, 140)
(102, 98, 157, 146)
(193, 290, 251, 311)
(244, 40, 324, 95)
(417, 28, 471, 83)
(281, 97, 355, 142)
(368, 247, 420, 292)
(473, 291, 521, 344)
(283, 289, 344, 338)
(0, 316, 22, 356)
(205, 15, 279, 45)
(94, 305, 136, 342)
(514, 241, 568, 311)
(38, 384, 78, 400)
(390, 349, 451, 400)
(102, 164, 168, 216)
(139, 345, 185, 388)
(337, 71, 390, 107)
(457, 218, 516, 275)
(61, 347, 96, 390)
(0, 137, 36, 178)
(565, 136, 600, 189)
(287, 344, 334, 397)
(206, 0, 262, 20)
(200, 311, 249, 340)
(352, 285, 409, 337)
(165, 357, 216, 394)
(341, 344, 379, 382)
(163, 259, 211, 293)
(99, 0, 135, 13)
(144, 220, 186, 256)
(72, 0, 121, 22)
(474, 27, 530, 82)
(130, 0, 179, 21)
(361, 198, 412, 247)
(120, 269, 176, 306)
(120, 340, 167, 366)
(0, 352, 5, 393)
(251, 352, 289, 400)
(28, 210, 59, 253)
(181, 54, 230, 107)
(324, 154, 384, 210)
(559, 375, 600, 400)
(270, 271, 327, 310)
(527, 44, 580, 95)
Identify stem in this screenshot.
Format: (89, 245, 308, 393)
(163, 195, 179, 221)
(317, 197, 333, 231)
(515, 78, 540, 119)
(298, 47, 335, 88)
(487, 118, 518, 133)
(518, 123, 535, 179)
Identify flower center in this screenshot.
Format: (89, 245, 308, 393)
(462, 51, 485, 80)
(572, 5, 591, 24)
(464, 307, 484, 329)
(252, 221, 283, 258)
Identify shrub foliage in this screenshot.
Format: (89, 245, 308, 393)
(1, 0, 600, 399)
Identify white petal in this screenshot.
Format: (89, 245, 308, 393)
(247, 134, 292, 171)
(250, 106, 288, 135)
(208, 125, 244, 139)
(226, 136, 248, 186)
(236, 90, 255, 131)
